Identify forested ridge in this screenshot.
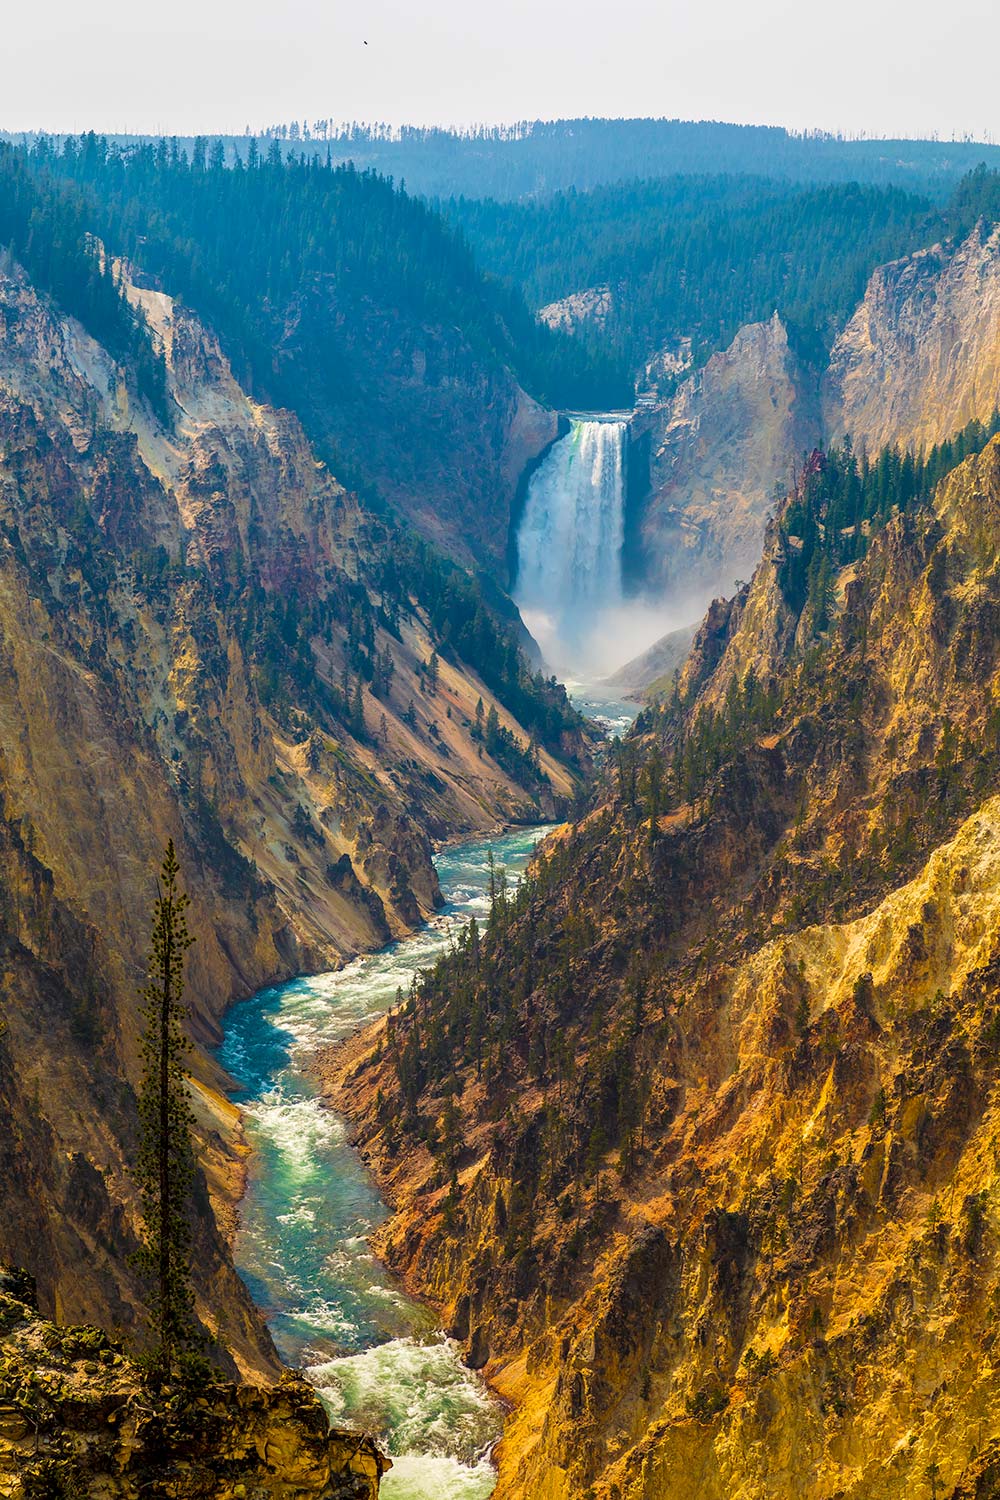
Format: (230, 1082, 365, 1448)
(0, 137, 589, 788)
(450, 164, 1000, 383)
(12, 118, 1000, 201)
(776, 410, 1000, 618)
(308, 117, 1000, 198)
(21, 132, 629, 415)
(449, 176, 938, 376)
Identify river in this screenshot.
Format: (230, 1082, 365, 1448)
(217, 825, 553, 1499)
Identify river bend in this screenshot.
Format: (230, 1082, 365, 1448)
(218, 826, 552, 1499)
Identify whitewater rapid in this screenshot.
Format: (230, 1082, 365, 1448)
(514, 416, 628, 675)
(218, 828, 553, 1500)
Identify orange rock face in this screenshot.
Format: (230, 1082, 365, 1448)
(322, 435, 1000, 1498)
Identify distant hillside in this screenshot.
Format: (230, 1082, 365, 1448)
(9, 119, 1000, 201)
(454, 168, 1000, 386)
(448, 175, 940, 379)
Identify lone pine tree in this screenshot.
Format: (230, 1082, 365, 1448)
(133, 839, 197, 1377)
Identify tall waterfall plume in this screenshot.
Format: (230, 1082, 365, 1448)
(515, 417, 628, 677)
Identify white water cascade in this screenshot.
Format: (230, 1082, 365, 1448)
(514, 417, 629, 678)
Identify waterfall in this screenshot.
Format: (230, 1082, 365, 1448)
(514, 417, 628, 676)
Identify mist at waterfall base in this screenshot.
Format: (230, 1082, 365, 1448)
(515, 416, 688, 682)
(218, 828, 552, 1500)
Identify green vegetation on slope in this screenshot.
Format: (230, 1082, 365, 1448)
(0, 142, 589, 785)
(779, 409, 1000, 619)
(448, 175, 938, 376)
(388, 537, 582, 753)
(449, 164, 1000, 392)
(29, 132, 630, 414)
(0, 143, 169, 416)
(633, 411, 1000, 814)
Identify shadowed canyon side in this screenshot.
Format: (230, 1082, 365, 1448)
(273, 300, 559, 576)
(0, 246, 588, 1370)
(321, 433, 1000, 1498)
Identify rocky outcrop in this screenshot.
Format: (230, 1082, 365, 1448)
(638, 313, 818, 604)
(824, 221, 1000, 453)
(537, 287, 613, 334)
(640, 336, 694, 396)
(0, 1271, 387, 1498)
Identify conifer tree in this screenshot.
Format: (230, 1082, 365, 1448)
(133, 839, 197, 1378)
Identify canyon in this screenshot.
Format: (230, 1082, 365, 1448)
(322, 425, 1000, 1496)
(0, 245, 586, 1378)
(6, 132, 1000, 1500)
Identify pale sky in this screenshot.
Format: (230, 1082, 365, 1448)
(4, 0, 998, 142)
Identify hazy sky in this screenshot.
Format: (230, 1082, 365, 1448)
(6, 0, 999, 141)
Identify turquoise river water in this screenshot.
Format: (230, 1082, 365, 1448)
(217, 825, 554, 1500)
